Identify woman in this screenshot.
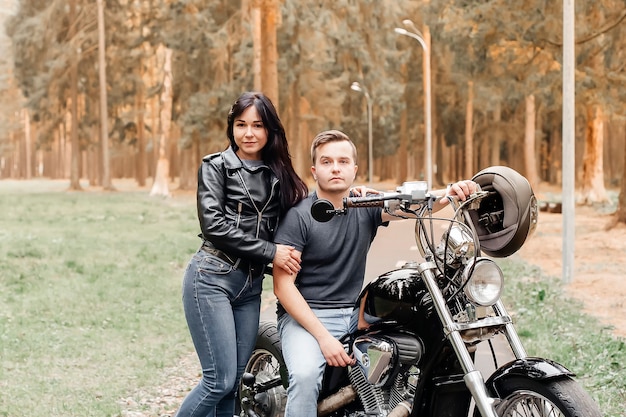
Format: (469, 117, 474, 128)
(176, 92, 308, 417)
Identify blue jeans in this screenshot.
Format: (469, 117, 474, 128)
(277, 308, 357, 417)
(175, 249, 263, 417)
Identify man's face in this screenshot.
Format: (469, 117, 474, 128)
(312, 141, 358, 193)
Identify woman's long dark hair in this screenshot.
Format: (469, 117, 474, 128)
(227, 92, 308, 213)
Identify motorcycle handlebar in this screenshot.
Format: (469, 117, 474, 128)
(311, 186, 485, 223)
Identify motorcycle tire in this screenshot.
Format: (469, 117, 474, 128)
(482, 376, 602, 417)
(238, 321, 288, 417)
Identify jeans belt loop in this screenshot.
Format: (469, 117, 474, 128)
(201, 243, 250, 272)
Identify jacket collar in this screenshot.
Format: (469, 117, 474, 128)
(222, 146, 271, 173)
(222, 146, 243, 169)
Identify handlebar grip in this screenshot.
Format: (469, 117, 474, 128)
(344, 196, 385, 208)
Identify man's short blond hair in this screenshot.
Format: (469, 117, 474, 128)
(310, 130, 358, 165)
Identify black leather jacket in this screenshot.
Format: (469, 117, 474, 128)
(197, 146, 280, 264)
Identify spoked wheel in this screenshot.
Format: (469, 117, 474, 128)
(491, 377, 602, 417)
(238, 322, 287, 417)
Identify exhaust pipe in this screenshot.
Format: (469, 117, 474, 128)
(317, 386, 358, 416)
(387, 400, 412, 417)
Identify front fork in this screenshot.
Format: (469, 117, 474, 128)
(417, 262, 528, 417)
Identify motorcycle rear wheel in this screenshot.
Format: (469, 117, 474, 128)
(487, 376, 602, 417)
(238, 321, 287, 417)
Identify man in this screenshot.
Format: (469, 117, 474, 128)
(272, 129, 476, 417)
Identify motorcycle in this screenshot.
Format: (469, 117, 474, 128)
(238, 167, 602, 417)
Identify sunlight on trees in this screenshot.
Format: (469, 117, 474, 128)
(0, 0, 624, 220)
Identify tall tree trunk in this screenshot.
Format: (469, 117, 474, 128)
(97, 0, 113, 190)
(490, 102, 501, 167)
(23, 109, 32, 179)
(615, 130, 626, 224)
(59, 122, 66, 178)
(251, 1, 262, 91)
(251, 0, 279, 105)
(550, 120, 562, 184)
(399, 63, 408, 183)
(68, 0, 82, 190)
(136, 88, 147, 187)
(464, 80, 474, 179)
(150, 45, 173, 198)
(297, 96, 313, 182)
(524, 94, 538, 187)
(287, 77, 309, 180)
(261, 0, 279, 106)
(580, 3, 608, 204)
(580, 104, 608, 204)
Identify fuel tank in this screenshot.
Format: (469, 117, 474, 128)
(359, 266, 433, 327)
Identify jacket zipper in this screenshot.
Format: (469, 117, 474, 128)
(236, 202, 242, 228)
(237, 170, 278, 238)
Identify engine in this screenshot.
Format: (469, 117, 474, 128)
(350, 333, 424, 416)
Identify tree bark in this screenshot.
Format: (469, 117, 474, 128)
(136, 88, 147, 187)
(97, 0, 113, 190)
(615, 130, 626, 224)
(261, 0, 280, 107)
(399, 63, 408, 182)
(150, 45, 173, 198)
(490, 102, 501, 167)
(68, 0, 82, 190)
(23, 109, 32, 179)
(464, 81, 474, 179)
(251, 1, 262, 91)
(580, 104, 608, 204)
(250, 0, 280, 105)
(524, 94, 538, 187)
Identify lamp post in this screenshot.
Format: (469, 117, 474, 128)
(395, 20, 432, 189)
(351, 81, 373, 184)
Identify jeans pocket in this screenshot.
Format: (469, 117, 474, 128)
(197, 253, 235, 275)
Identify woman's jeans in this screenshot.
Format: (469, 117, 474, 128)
(277, 308, 357, 417)
(175, 249, 263, 417)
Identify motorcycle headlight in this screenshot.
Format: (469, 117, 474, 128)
(463, 258, 503, 306)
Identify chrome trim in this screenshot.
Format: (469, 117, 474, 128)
(450, 315, 512, 332)
(353, 335, 395, 386)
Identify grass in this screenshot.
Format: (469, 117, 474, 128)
(0, 182, 624, 416)
(0, 185, 199, 416)
(498, 258, 626, 417)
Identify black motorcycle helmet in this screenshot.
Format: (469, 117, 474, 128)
(469, 166, 538, 257)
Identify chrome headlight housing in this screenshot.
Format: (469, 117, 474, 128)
(427, 224, 476, 264)
(463, 258, 503, 306)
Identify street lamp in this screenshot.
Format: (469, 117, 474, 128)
(395, 19, 432, 189)
(351, 81, 373, 184)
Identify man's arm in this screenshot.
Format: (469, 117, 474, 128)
(273, 255, 355, 367)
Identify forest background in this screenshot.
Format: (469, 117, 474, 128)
(1, 0, 626, 222)
(1, 1, 626, 415)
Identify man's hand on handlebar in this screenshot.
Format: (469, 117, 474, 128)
(350, 185, 382, 197)
(445, 180, 479, 201)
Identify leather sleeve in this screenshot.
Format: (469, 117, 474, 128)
(196, 156, 277, 264)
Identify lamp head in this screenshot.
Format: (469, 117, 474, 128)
(351, 82, 362, 92)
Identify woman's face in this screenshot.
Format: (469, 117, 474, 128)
(233, 106, 268, 161)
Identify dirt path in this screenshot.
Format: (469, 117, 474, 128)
(515, 202, 626, 339)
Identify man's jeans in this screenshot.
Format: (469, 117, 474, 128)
(175, 249, 263, 417)
(277, 308, 357, 417)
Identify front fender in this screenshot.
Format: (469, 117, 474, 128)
(486, 357, 574, 397)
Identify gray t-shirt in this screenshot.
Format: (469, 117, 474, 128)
(274, 191, 387, 316)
